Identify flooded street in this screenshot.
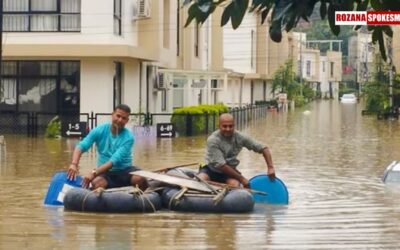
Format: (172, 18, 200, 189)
(1, 100, 400, 249)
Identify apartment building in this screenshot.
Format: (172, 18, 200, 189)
(348, 31, 374, 84)
(1, 0, 180, 125)
(0, 0, 301, 130)
(293, 33, 342, 99)
(157, 5, 229, 116)
(222, 13, 296, 106)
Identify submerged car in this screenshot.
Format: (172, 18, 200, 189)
(340, 93, 357, 104)
(382, 161, 400, 183)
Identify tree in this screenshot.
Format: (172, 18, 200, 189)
(271, 59, 296, 99)
(183, 0, 400, 61)
(363, 56, 400, 112)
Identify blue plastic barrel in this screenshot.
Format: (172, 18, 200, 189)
(249, 174, 289, 205)
(44, 172, 83, 206)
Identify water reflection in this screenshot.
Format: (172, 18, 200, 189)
(2, 100, 400, 248)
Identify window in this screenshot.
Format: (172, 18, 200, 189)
(194, 22, 199, 57)
(3, 0, 81, 32)
(0, 61, 80, 113)
(330, 62, 334, 77)
(113, 62, 123, 109)
(306, 60, 311, 76)
(114, 0, 122, 35)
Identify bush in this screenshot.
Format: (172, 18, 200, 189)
(293, 95, 306, 107)
(45, 116, 61, 138)
(302, 85, 315, 100)
(171, 104, 228, 136)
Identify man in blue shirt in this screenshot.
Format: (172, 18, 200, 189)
(67, 104, 147, 191)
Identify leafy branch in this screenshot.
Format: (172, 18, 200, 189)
(183, 0, 400, 61)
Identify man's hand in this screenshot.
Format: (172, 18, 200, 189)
(239, 176, 250, 188)
(267, 166, 276, 181)
(81, 172, 95, 189)
(67, 164, 79, 180)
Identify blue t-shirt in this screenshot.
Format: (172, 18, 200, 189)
(77, 123, 134, 171)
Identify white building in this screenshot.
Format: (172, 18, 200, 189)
(293, 32, 342, 99)
(0, 0, 299, 130)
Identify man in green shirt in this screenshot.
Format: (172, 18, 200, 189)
(198, 113, 276, 187)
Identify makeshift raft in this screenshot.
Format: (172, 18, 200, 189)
(133, 168, 256, 213)
(161, 187, 254, 213)
(63, 187, 162, 213)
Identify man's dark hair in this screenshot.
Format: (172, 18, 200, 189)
(114, 104, 131, 114)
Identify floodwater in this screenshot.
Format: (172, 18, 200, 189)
(1, 100, 400, 249)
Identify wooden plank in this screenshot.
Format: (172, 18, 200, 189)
(153, 162, 198, 173)
(131, 170, 221, 193)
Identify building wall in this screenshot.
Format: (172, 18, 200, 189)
(80, 58, 140, 114)
(223, 14, 257, 73)
(253, 80, 266, 102)
(80, 59, 114, 115)
(268, 32, 292, 77)
(176, 5, 204, 71)
(301, 49, 320, 82)
(392, 26, 400, 72)
(209, 7, 224, 71)
(319, 56, 329, 94)
(327, 51, 342, 83)
(241, 79, 252, 105)
(4, 0, 145, 58)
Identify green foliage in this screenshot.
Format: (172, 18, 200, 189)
(272, 59, 297, 99)
(45, 116, 61, 138)
(270, 59, 315, 107)
(293, 95, 306, 107)
(183, 0, 395, 61)
(363, 58, 400, 113)
(171, 104, 228, 136)
(302, 84, 316, 100)
(287, 78, 303, 101)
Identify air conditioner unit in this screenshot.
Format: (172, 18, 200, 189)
(157, 72, 166, 89)
(132, 0, 151, 20)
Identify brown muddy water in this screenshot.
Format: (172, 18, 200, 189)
(1, 100, 400, 249)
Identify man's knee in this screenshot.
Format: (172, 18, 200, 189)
(226, 178, 240, 187)
(91, 176, 108, 189)
(130, 175, 148, 190)
(197, 172, 210, 181)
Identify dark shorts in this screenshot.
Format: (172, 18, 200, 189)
(198, 165, 228, 183)
(98, 166, 141, 189)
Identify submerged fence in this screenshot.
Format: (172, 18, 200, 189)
(0, 105, 269, 137)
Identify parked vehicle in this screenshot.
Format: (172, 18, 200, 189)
(382, 161, 400, 184)
(340, 93, 357, 104)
